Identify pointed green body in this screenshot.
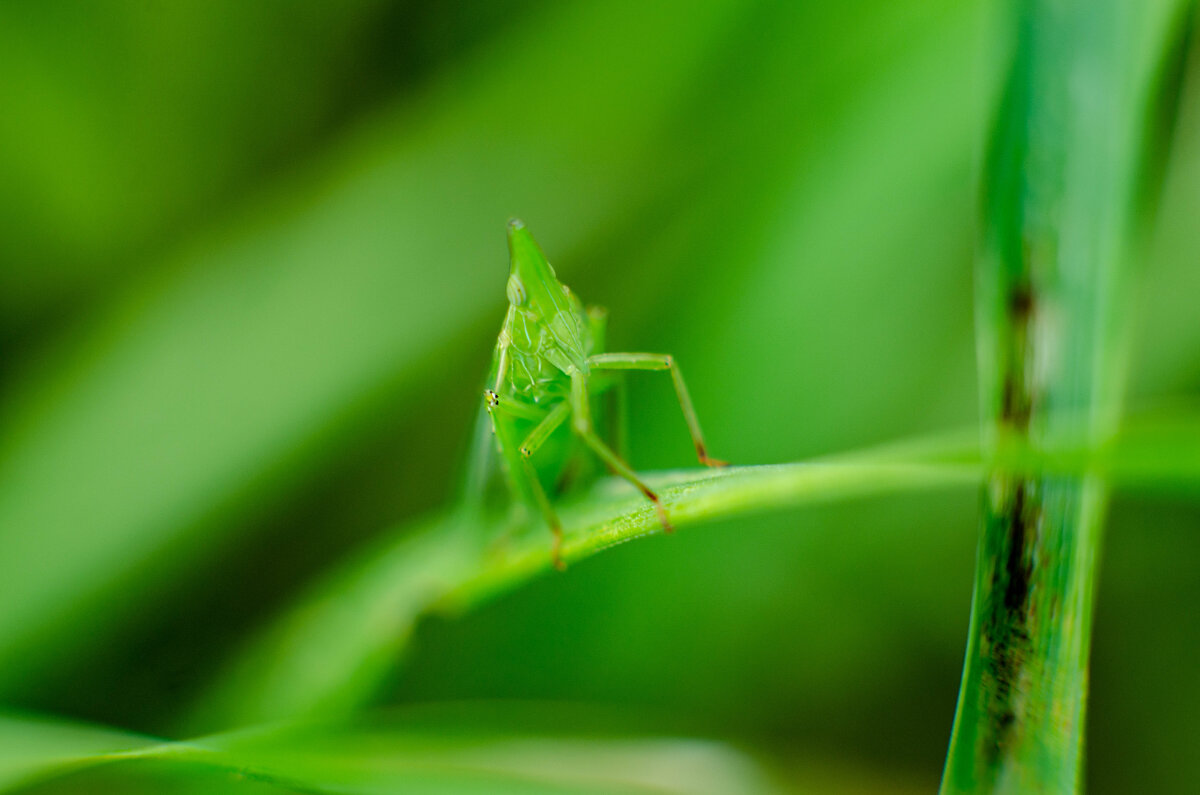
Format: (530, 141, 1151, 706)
(490, 219, 596, 403)
(481, 222, 602, 554)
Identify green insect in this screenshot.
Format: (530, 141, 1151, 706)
(476, 219, 725, 569)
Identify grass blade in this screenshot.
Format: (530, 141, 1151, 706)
(1, 706, 779, 795)
(940, 1, 1195, 791)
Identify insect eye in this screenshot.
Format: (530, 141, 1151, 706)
(506, 273, 527, 305)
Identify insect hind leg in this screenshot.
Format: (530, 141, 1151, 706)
(568, 369, 673, 533)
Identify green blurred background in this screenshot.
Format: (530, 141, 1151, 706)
(1, 1, 1197, 792)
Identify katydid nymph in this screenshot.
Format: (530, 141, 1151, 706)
(479, 219, 725, 570)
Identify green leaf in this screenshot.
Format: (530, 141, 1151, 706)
(2, 706, 780, 795)
(0, 711, 154, 794)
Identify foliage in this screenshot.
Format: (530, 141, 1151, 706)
(1, 1, 1199, 792)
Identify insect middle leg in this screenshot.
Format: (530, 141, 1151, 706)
(587, 353, 727, 467)
(569, 369, 673, 532)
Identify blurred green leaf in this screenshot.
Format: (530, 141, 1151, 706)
(0, 0, 397, 330)
(3, 706, 780, 795)
(0, 711, 151, 793)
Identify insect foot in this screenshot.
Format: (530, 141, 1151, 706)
(643, 489, 674, 534)
(697, 444, 729, 468)
(551, 527, 566, 571)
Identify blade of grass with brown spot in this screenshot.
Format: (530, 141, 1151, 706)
(940, 2, 1195, 792)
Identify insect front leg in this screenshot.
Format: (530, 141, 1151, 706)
(568, 369, 673, 533)
(518, 400, 571, 459)
(485, 392, 567, 570)
(587, 353, 727, 467)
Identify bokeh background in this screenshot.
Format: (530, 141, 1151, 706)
(1, 1, 1198, 792)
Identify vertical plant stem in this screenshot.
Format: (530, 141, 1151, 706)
(941, 2, 1192, 792)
